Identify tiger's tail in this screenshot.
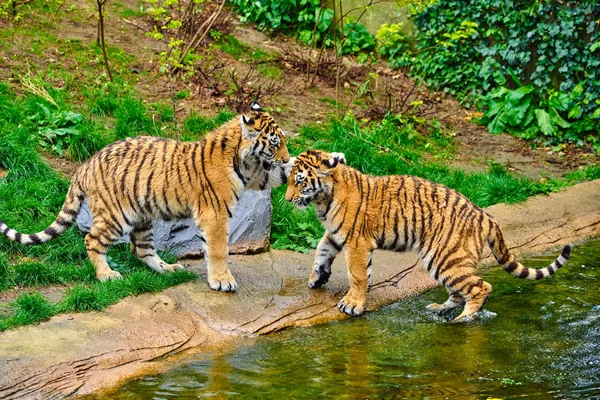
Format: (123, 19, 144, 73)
(488, 222, 571, 280)
(0, 182, 84, 245)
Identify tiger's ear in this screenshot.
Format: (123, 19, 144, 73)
(249, 102, 263, 112)
(240, 115, 259, 140)
(321, 152, 346, 169)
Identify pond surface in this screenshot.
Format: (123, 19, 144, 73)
(117, 240, 600, 399)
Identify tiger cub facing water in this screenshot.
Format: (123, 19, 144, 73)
(285, 150, 572, 320)
(0, 102, 292, 291)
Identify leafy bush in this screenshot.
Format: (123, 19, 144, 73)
(384, 0, 600, 145)
(376, 23, 409, 67)
(481, 81, 597, 143)
(229, 0, 322, 36)
(228, 0, 375, 55)
(341, 20, 376, 55)
(27, 103, 84, 156)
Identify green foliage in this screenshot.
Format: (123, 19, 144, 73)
(229, 0, 321, 34)
(271, 187, 323, 253)
(0, 0, 63, 22)
(341, 20, 376, 55)
(228, 0, 375, 55)
(481, 83, 595, 142)
(376, 23, 409, 67)
(27, 103, 84, 157)
(392, 0, 599, 143)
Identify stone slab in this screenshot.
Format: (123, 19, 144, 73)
(75, 189, 272, 255)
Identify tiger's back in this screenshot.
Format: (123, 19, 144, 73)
(286, 150, 571, 320)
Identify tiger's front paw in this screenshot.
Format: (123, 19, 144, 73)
(208, 271, 238, 292)
(308, 264, 331, 288)
(97, 269, 123, 282)
(337, 293, 366, 316)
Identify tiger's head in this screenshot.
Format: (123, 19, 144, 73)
(240, 102, 290, 166)
(285, 150, 346, 210)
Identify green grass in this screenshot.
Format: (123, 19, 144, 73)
(2, 293, 55, 329)
(182, 109, 236, 141)
(270, 115, 600, 252)
(218, 35, 248, 59)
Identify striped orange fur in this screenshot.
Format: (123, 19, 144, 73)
(285, 150, 572, 320)
(0, 102, 292, 290)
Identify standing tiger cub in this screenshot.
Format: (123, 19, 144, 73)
(286, 150, 572, 321)
(0, 102, 291, 291)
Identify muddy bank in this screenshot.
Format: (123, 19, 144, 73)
(0, 180, 599, 399)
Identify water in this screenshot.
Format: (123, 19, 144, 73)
(115, 240, 600, 399)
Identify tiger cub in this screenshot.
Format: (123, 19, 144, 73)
(285, 150, 572, 320)
(0, 102, 291, 292)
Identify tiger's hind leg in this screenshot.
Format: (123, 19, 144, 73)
(426, 288, 465, 313)
(454, 280, 492, 321)
(427, 255, 491, 321)
(85, 221, 123, 282)
(130, 222, 184, 273)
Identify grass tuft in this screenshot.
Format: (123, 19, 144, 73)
(115, 96, 154, 139)
(60, 284, 104, 312)
(125, 270, 163, 295)
(9, 292, 55, 326)
(12, 262, 55, 286)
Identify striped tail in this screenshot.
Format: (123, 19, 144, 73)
(488, 223, 572, 280)
(0, 183, 84, 245)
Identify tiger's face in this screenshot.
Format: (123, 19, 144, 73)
(240, 103, 290, 166)
(285, 150, 346, 210)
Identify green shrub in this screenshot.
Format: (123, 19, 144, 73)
(376, 23, 410, 67)
(480, 82, 597, 141)
(228, 0, 375, 55)
(390, 0, 600, 145)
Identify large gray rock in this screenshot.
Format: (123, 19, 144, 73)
(75, 190, 272, 256)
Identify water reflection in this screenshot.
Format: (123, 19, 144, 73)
(115, 240, 600, 399)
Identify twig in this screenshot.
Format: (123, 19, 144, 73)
(587, 142, 600, 158)
(122, 18, 150, 34)
(96, 0, 113, 82)
(171, 0, 226, 74)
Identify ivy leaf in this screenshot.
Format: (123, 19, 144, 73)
(535, 109, 555, 136)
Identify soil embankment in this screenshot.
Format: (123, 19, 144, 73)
(0, 180, 599, 398)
